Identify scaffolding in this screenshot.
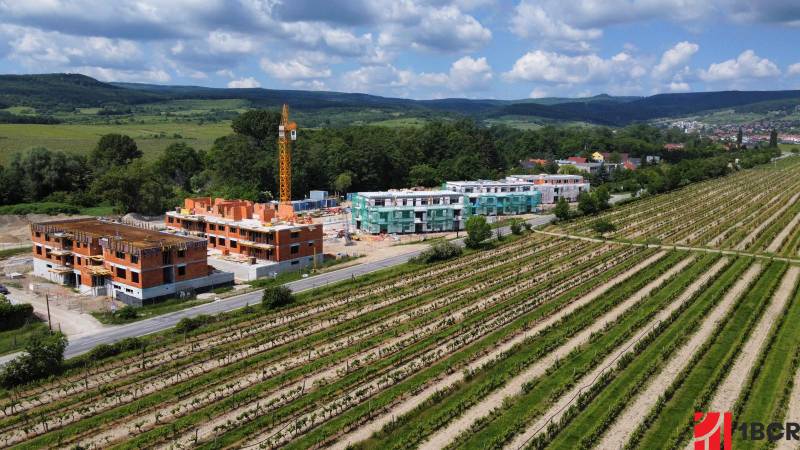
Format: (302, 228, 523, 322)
(350, 193, 470, 234)
(467, 191, 542, 216)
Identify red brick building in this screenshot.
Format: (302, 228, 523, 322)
(165, 198, 323, 275)
(31, 218, 233, 306)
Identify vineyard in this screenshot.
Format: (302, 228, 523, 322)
(3, 156, 800, 450)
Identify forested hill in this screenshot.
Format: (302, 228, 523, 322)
(2, 73, 800, 125)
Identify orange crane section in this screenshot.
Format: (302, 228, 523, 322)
(277, 104, 297, 221)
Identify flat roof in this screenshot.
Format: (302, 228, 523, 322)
(32, 218, 201, 250)
(356, 190, 462, 198)
(166, 211, 315, 233)
(445, 179, 532, 186)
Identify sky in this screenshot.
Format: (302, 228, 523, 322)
(0, 0, 799, 100)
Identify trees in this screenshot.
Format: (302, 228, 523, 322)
(155, 143, 203, 191)
(231, 109, 282, 147)
(464, 216, 492, 249)
(262, 286, 295, 309)
(407, 164, 440, 187)
(578, 192, 599, 215)
(90, 134, 142, 170)
(333, 172, 353, 195)
(769, 129, 778, 148)
(554, 197, 571, 221)
(0, 331, 67, 388)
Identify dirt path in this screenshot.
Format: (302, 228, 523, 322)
(596, 262, 763, 450)
(506, 256, 727, 450)
(417, 255, 693, 450)
(736, 192, 800, 251)
(6, 286, 105, 337)
(678, 266, 800, 450)
(766, 212, 800, 253)
(328, 251, 668, 450)
(776, 362, 800, 450)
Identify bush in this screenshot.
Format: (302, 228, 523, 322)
(0, 295, 35, 331)
(509, 220, 523, 235)
(262, 286, 295, 309)
(174, 314, 213, 334)
(84, 337, 143, 362)
(414, 241, 463, 264)
(554, 197, 571, 221)
(115, 305, 138, 320)
(592, 219, 617, 234)
(464, 216, 492, 249)
(0, 331, 67, 388)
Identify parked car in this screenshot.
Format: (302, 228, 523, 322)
(0, 284, 9, 295)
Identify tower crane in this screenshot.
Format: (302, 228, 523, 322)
(277, 104, 297, 221)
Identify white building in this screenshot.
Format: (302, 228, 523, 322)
(506, 174, 591, 204)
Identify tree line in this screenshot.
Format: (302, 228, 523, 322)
(0, 109, 781, 215)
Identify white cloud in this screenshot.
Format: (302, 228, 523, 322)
(445, 56, 493, 91)
(511, 2, 602, 51)
(207, 31, 255, 54)
(504, 50, 645, 86)
(76, 66, 171, 83)
(529, 87, 548, 98)
(340, 64, 413, 93)
(260, 57, 332, 81)
(699, 50, 780, 82)
(652, 41, 699, 79)
(227, 77, 261, 88)
(788, 63, 800, 76)
(378, 5, 491, 53)
(668, 81, 691, 92)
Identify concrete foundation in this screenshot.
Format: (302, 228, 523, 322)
(208, 253, 324, 281)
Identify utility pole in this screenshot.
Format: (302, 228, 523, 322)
(45, 294, 52, 332)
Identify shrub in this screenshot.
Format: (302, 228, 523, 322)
(0, 295, 35, 331)
(592, 219, 617, 234)
(174, 314, 213, 334)
(262, 286, 295, 309)
(464, 216, 492, 249)
(554, 197, 571, 221)
(115, 305, 138, 320)
(509, 220, 523, 235)
(414, 241, 463, 263)
(85, 337, 143, 362)
(0, 331, 67, 388)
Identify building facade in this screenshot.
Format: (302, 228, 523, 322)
(350, 190, 469, 234)
(165, 197, 324, 275)
(443, 180, 542, 215)
(31, 218, 233, 306)
(506, 174, 591, 203)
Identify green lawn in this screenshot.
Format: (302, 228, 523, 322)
(0, 321, 48, 356)
(0, 121, 231, 164)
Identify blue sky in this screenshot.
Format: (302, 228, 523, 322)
(0, 0, 798, 99)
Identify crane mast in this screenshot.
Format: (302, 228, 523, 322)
(277, 104, 297, 221)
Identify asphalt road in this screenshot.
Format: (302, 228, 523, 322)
(10, 214, 554, 361)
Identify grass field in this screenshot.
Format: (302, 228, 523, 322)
(0, 321, 48, 356)
(0, 121, 231, 164)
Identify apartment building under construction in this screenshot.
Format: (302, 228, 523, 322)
(31, 218, 233, 306)
(350, 190, 469, 234)
(165, 197, 323, 278)
(444, 180, 543, 215)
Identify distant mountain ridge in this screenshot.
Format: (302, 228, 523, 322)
(1, 73, 799, 126)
